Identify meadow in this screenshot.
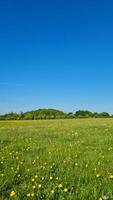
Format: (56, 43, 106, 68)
(1, 119, 113, 200)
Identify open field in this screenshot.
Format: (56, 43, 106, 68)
(1, 119, 113, 200)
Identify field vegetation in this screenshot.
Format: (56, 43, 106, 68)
(0, 119, 113, 199)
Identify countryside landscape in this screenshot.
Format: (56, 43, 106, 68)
(0, 0, 113, 199)
(1, 118, 113, 200)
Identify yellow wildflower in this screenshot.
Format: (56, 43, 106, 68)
(96, 174, 101, 178)
(1, 173, 4, 177)
(58, 184, 63, 188)
(27, 193, 31, 197)
(38, 184, 42, 189)
(31, 193, 34, 197)
(10, 191, 16, 197)
(33, 185, 36, 189)
(50, 176, 53, 180)
(51, 190, 54, 194)
(64, 188, 68, 193)
(109, 175, 113, 179)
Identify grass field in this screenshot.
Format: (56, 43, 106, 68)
(1, 119, 113, 200)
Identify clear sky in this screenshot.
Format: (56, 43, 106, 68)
(0, 0, 113, 114)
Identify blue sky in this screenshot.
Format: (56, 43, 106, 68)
(0, 0, 113, 114)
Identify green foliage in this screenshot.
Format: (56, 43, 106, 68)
(0, 112, 19, 120)
(1, 119, 113, 199)
(67, 112, 75, 119)
(0, 109, 111, 120)
(33, 109, 66, 119)
(96, 112, 110, 118)
(75, 110, 93, 118)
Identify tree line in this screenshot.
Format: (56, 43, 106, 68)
(0, 109, 112, 120)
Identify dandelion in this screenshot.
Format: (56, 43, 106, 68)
(64, 188, 68, 193)
(51, 190, 54, 194)
(31, 193, 34, 197)
(50, 176, 53, 180)
(58, 184, 63, 188)
(56, 177, 59, 180)
(96, 174, 101, 178)
(33, 185, 36, 189)
(99, 198, 102, 200)
(109, 175, 113, 179)
(1, 173, 4, 177)
(38, 184, 42, 189)
(27, 193, 31, 197)
(10, 191, 16, 197)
